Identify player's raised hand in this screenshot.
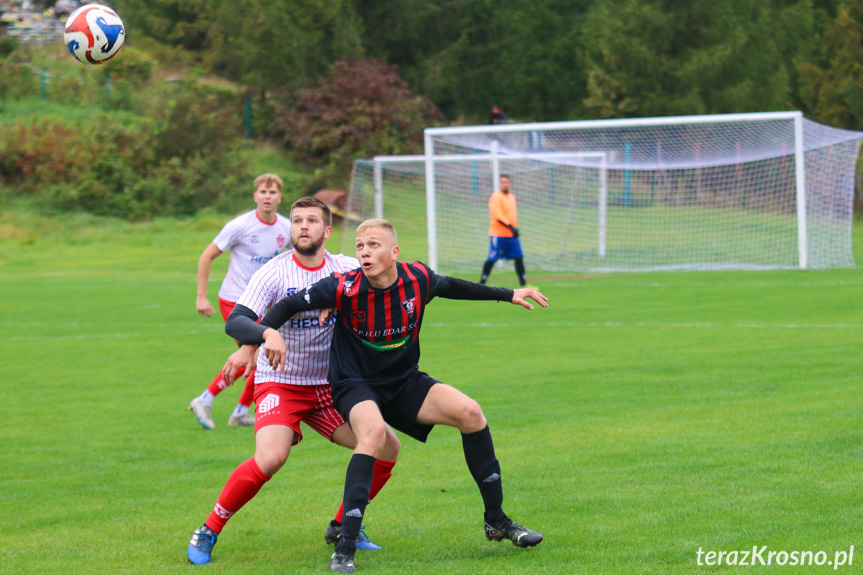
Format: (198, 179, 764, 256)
(222, 345, 258, 385)
(197, 296, 215, 318)
(511, 288, 548, 311)
(262, 328, 288, 373)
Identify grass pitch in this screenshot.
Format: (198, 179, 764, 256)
(1, 211, 862, 574)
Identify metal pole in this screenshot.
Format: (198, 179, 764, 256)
(424, 111, 806, 137)
(491, 140, 500, 188)
(599, 153, 608, 258)
(794, 112, 808, 270)
(373, 160, 384, 219)
(424, 131, 438, 270)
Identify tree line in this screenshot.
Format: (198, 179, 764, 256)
(113, 0, 862, 130)
(4, 0, 863, 220)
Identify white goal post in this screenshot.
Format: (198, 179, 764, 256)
(364, 147, 609, 260)
(346, 112, 863, 272)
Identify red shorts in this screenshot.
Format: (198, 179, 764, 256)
(253, 381, 345, 445)
(218, 298, 237, 322)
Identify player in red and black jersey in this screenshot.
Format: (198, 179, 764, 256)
(226, 219, 548, 574)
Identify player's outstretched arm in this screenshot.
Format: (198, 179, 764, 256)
(434, 275, 545, 309)
(222, 344, 258, 385)
(511, 288, 548, 311)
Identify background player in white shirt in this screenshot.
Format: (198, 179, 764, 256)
(186, 197, 400, 566)
(189, 173, 292, 429)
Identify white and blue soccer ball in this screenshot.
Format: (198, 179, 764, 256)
(63, 4, 125, 65)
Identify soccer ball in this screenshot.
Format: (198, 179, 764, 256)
(63, 4, 125, 65)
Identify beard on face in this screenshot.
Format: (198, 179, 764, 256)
(293, 233, 325, 256)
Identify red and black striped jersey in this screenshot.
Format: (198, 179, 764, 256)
(260, 261, 513, 388)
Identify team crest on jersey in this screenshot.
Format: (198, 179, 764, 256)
(277, 234, 286, 248)
(250, 235, 259, 244)
(344, 280, 354, 296)
(401, 297, 416, 316)
(285, 287, 298, 297)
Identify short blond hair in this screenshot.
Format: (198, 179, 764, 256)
(356, 218, 398, 246)
(253, 173, 283, 192)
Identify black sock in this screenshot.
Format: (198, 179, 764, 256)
(338, 453, 375, 553)
(461, 425, 504, 523)
(514, 258, 526, 286)
(481, 260, 495, 284)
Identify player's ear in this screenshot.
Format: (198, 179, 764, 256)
(392, 245, 400, 261)
(324, 226, 333, 239)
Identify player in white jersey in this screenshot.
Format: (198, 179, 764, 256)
(189, 173, 292, 429)
(238, 247, 356, 386)
(186, 197, 400, 566)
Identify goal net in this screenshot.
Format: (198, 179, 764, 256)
(344, 112, 863, 272)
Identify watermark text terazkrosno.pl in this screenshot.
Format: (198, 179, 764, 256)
(696, 546, 854, 569)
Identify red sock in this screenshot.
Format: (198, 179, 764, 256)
(334, 458, 395, 523)
(205, 457, 270, 533)
(237, 369, 256, 407)
(206, 367, 247, 396)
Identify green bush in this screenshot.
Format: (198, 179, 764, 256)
(0, 64, 39, 101)
(0, 81, 252, 220)
(95, 47, 157, 84)
(270, 58, 442, 188)
(0, 37, 18, 59)
(145, 81, 242, 162)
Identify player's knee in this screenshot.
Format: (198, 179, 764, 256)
(357, 421, 389, 454)
(458, 399, 487, 432)
(255, 447, 289, 476)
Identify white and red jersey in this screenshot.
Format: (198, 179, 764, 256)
(236, 249, 360, 386)
(213, 210, 292, 302)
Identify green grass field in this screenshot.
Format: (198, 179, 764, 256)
(2, 210, 862, 574)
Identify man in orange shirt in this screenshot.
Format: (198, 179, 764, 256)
(480, 175, 527, 286)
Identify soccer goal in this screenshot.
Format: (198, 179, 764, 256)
(346, 111, 863, 272)
(344, 148, 608, 267)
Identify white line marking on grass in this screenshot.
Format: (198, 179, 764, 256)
(3, 321, 862, 342)
(426, 321, 863, 329)
(0, 328, 220, 341)
(548, 279, 863, 288)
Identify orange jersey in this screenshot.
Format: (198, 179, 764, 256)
(488, 190, 518, 237)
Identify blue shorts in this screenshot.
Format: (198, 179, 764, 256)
(486, 236, 523, 262)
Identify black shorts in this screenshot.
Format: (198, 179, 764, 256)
(332, 370, 439, 442)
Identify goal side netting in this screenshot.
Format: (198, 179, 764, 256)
(344, 112, 863, 272)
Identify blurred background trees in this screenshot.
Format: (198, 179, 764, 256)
(3, 0, 863, 218)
